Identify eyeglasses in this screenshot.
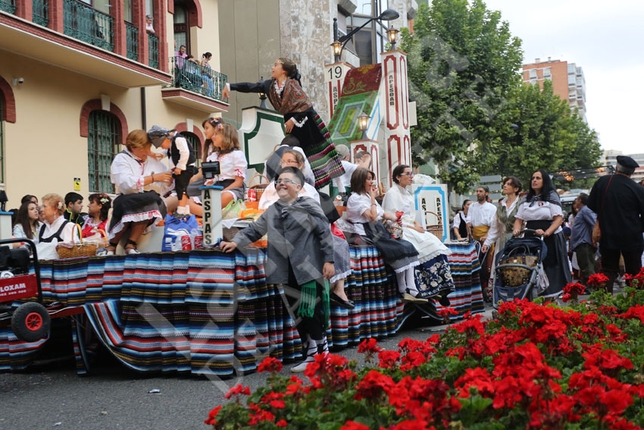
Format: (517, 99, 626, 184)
(275, 179, 299, 185)
(402, 172, 414, 177)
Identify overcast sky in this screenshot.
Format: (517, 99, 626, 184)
(483, 0, 644, 155)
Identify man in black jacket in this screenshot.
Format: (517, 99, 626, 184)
(588, 156, 644, 292)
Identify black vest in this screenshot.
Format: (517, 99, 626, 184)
(168, 134, 196, 167)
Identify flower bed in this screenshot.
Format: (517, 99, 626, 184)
(206, 282, 644, 429)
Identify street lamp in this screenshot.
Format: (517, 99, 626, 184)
(386, 25, 399, 50)
(331, 8, 400, 63)
(357, 112, 369, 140)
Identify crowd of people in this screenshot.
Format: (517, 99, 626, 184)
(453, 155, 644, 305)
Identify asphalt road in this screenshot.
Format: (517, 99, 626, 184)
(0, 312, 465, 430)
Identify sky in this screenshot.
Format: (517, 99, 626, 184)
(483, 0, 644, 155)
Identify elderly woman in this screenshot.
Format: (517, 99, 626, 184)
(382, 165, 454, 302)
(513, 169, 571, 299)
(36, 193, 79, 260)
(106, 129, 174, 255)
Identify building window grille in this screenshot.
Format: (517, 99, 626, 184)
(87, 111, 120, 193)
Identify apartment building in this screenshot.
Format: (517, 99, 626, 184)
(522, 58, 587, 123)
(0, 0, 227, 208)
(603, 150, 644, 183)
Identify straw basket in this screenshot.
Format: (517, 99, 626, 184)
(56, 224, 101, 259)
(425, 211, 443, 240)
(248, 173, 270, 201)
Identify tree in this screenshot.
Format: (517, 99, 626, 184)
(484, 80, 602, 187)
(401, 0, 523, 194)
(401, 0, 601, 194)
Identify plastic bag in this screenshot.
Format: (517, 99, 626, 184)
(222, 199, 246, 220)
(162, 214, 200, 251)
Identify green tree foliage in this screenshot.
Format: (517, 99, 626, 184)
(487, 80, 602, 187)
(401, 0, 601, 194)
(401, 0, 523, 194)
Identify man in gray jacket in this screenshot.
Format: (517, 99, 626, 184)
(220, 166, 334, 373)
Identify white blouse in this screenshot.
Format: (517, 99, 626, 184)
(346, 193, 384, 235)
(381, 184, 417, 228)
(516, 200, 564, 233)
(36, 216, 79, 260)
(110, 150, 172, 196)
(206, 149, 247, 181)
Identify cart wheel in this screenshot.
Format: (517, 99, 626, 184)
(11, 302, 51, 342)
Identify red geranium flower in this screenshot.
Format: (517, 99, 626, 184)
(204, 405, 222, 426)
(225, 383, 251, 399)
(341, 421, 371, 430)
(587, 273, 609, 288)
(257, 356, 283, 373)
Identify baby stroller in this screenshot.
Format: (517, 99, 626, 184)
(492, 230, 548, 308)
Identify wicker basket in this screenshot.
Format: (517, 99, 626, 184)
(56, 224, 99, 259)
(248, 173, 269, 201)
(425, 211, 443, 240)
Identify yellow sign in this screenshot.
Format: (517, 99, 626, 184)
(73, 177, 81, 191)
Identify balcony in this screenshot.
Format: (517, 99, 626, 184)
(0, 1, 16, 14)
(0, 0, 170, 88)
(161, 57, 229, 113)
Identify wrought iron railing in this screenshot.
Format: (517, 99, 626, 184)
(32, 0, 48, 26)
(0, 0, 16, 14)
(169, 56, 227, 101)
(125, 21, 138, 61)
(148, 33, 159, 69)
(63, 0, 114, 51)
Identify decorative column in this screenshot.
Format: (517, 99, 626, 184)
(14, 0, 32, 21)
(381, 49, 411, 187)
(324, 61, 353, 120)
(202, 186, 223, 246)
(111, 0, 126, 57)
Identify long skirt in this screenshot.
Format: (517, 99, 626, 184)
(363, 222, 419, 273)
(414, 254, 455, 299)
(540, 231, 572, 298)
(108, 191, 167, 240)
(285, 109, 344, 189)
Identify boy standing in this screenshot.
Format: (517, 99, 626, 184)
(64, 192, 86, 226)
(220, 167, 335, 372)
(148, 125, 196, 216)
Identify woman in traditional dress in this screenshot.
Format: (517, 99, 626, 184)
(81, 193, 111, 240)
(222, 57, 344, 188)
(513, 169, 571, 299)
(106, 130, 173, 255)
(482, 176, 522, 298)
(382, 165, 454, 302)
(345, 167, 422, 301)
(36, 193, 79, 260)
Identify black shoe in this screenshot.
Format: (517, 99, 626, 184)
(330, 292, 355, 310)
(438, 295, 451, 307)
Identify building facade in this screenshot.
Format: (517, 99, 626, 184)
(522, 58, 587, 123)
(0, 0, 228, 209)
(218, 0, 417, 127)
